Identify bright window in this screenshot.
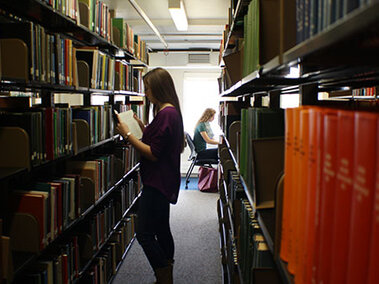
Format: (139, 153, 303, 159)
(182, 72, 222, 138)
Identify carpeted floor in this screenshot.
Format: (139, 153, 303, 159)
(179, 176, 199, 190)
(112, 181, 222, 284)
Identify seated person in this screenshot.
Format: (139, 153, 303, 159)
(193, 108, 220, 160)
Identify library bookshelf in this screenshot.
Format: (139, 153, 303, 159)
(0, 0, 149, 283)
(218, 0, 379, 284)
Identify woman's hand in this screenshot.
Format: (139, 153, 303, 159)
(115, 114, 130, 138)
(133, 113, 139, 121)
(133, 112, 145, 131)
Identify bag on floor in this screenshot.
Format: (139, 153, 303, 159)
(198, 166, 218, 192)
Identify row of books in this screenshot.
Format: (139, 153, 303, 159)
(76, 47, 143, 91)
(239, 107, 284, 206)
(242, 0, 281, 77)
(238, 199, 275, 284)
(0, 105, 110, 167)
(76, 47, 116, 90)
(78, 0, 112, 42)
(9, 154, 125, 252)
(217, 196, 236, 284)
(72, 105, 114, 145)
(15, 215, 135, 284)
(280, 106, 378, 284)
(30, 0, 149, 64)
(0, 22, 77, 85)
(296, 0, 365, 43)
(0, 21, 145, 92)
(119, 179, 140, 214)
(328, 86, 379, 98)
(0, 101, 145, 169)
(219, 100, 249, 139)
(81, 216, 135, 284)
(44, 0, 80, 23)
(84, 200, 118, 254)
(0, 106, 73, 167)
(112, 18, 148, 64)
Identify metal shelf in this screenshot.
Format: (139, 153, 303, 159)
(283, 1, 379, 66)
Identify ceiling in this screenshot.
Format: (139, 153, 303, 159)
(102, 0, 230, 51)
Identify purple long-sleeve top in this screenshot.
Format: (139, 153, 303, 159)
(140, 106, 183, 204)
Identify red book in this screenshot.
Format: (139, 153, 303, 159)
(317, 109, 338, 284)
(347, 112, 377, 284)
(367, 116, 379, 284)
(288, 108, 301, 274)
(11, 192, 47, 251)
(310, 108, 326, 284)
(280, 107, 295, 262)
(329, 110, 355, 284)
(302, 107, 322, 283)
(62, 253, 68, 284)
(115, 61, 120, 89)
(294, 108, 310, 284)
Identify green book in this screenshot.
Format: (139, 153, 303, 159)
(112, 18, 127, 49)
(239, 109, 248, 180)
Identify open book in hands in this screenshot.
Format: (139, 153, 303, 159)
(114, 110, 143, 139)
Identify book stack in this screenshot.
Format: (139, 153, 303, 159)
(280, 106, 379, 284)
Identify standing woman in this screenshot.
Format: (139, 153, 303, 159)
(116, 68, 184, 284)
(193, 108, 220, 160)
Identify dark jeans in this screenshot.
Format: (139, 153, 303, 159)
(197, 148, 218, 160)
(136, 185, 174, 270)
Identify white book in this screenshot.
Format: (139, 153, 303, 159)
(116, 110, 143, 139)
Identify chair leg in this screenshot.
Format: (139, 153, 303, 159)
(185, 161, 195, 189)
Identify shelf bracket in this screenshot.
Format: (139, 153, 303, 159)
(300, 82, 318, 106)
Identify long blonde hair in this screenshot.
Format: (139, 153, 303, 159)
(196, 108, 216, 127)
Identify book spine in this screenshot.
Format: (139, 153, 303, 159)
(347, 112, 377, 284)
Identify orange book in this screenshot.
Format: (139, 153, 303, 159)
(302, 107, 322, 283)
(280, 107, 295, 262)
(329, 110, 355, 284)
(288, 107, 301, 275)
(366, 116, 379, 284)
(347, 112, 377, 284)
(310, 107, 326, 284)
(294, 108, 310, 284)
(317, 109, 338, 284)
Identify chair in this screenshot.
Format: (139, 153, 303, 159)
(184, 132, 219, 189)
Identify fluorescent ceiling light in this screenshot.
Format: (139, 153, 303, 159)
(128, 0, 168, 49)
(169, 0, 188, 31)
